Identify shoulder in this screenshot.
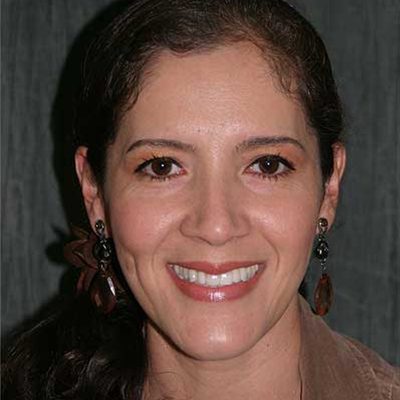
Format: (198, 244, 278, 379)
(337, 333, 400, 400)
(298, 295, 400, 400)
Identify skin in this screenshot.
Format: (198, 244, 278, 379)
(76, 42, 346, 399)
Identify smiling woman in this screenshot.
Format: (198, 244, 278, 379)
(2, 0, 399, 399)
(76, 42, 333, 365)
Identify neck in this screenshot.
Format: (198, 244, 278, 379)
(143, 295, 302, 400)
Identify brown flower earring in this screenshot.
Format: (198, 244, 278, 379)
(64, 219, 122, 314)
(312, 217, 333, 316)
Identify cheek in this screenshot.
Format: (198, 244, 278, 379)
(253, 182, 322, 264)
(104, 191, 190, 299)
(104, 194, 181, 310)
(107, 194, 179, 255)
(276, 194, 319, 244)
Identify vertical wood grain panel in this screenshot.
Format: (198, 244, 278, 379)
(1, 0, 114, 334)
(299, 0, 400, 364)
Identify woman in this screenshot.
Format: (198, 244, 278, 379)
(3, 0, 399, 399)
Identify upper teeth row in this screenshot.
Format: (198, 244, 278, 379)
(171, 264, 260, 288)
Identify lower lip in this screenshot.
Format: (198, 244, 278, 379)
(167, 264, 264, 302)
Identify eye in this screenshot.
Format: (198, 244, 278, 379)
(246, 155, 295, 179)
(135, 156, 184, 181)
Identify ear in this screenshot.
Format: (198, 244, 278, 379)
(75, 146, 107, 232)
(319, 143, 346, 230)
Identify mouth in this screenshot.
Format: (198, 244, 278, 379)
(167, 261, 265, 302)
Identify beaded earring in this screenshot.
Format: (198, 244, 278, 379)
(64, 219, 121, 314)
(90, 220, 117, 313)
(312, 217, 333, 316)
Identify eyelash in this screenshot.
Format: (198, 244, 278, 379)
(134, 154, 295, 182)
(246, 154, 295, 181)
(135, 155, 184, 181)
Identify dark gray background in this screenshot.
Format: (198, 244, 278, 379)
(2, 0, 399, 364)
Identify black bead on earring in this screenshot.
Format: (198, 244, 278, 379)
(91, 219, 117, 313)
(312, 217, 333, 316)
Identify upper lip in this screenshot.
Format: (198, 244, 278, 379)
(167, 261, 264, 274)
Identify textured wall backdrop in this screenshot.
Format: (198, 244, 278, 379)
(2, 0, 399, 364)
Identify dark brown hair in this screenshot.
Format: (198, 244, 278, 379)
(76, 0, 343, 185)
(2, 1, 344, 399)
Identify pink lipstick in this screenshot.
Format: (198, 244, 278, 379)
(167, 261, 264, 302)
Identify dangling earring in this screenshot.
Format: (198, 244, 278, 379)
(90, 219, 118, 313)
(64, 219, 121, 314)
(312, 217, 333, 316)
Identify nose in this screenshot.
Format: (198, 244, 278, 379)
(180, 177, 250, 246)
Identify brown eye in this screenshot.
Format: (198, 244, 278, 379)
(258, 156, 280, 174)
(151, 158, 173, 176)
(247, 155, 295, 179)
(135, 156, 183, 181)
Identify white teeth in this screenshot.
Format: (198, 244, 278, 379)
(207, 274, 219, 287)
(198, 271, 206, 285)
(189, 269, 197, 283)
(239, 267, 247, 281)
(173, 265, 181, 278)
(183, 268, 190, 280)
(232, 268, 241, 283)
(220, 272, 233, 286)
(171, 264, 260, 288)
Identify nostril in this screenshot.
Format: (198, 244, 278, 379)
(179, 198, 250, 245)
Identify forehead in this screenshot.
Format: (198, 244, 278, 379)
(118, 41, 311, 146)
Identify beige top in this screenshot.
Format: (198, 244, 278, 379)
(298, 295, 400, 399)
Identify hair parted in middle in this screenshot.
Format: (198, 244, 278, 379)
(75, 0, 343, 186)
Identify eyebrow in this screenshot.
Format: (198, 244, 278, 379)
(235, 136, 306, 153)
(126, 139, 196, 154)
(126, 135, 305, 154)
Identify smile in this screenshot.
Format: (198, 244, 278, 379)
(170, 264, 260, 287)
(167, 261, 265, 302)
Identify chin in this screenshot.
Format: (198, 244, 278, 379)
(168, 317, 264, 362)
(179, 338, 257, 362)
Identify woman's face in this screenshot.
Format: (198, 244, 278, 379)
(77, 42, 344, 361)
